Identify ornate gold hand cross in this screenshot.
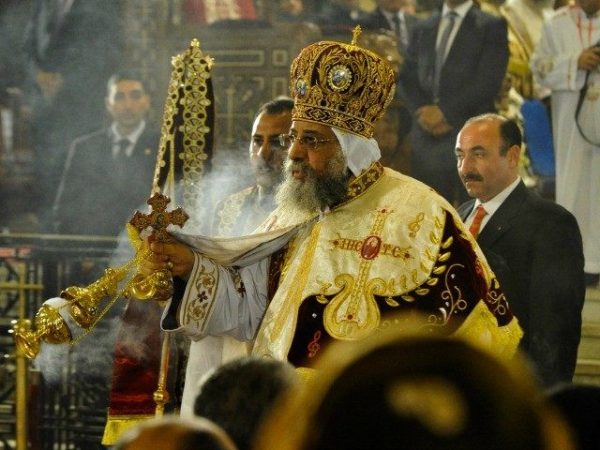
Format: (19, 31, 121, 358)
(130, 193, 189, 242)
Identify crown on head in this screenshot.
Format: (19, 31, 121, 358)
(290, 26, 396, 139)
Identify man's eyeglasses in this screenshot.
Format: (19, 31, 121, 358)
(251, 135, 290, 152)
(278, 134, 338, 150)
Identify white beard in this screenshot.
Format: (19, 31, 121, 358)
(275, 148, 349, 222)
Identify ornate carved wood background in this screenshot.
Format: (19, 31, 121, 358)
(165, 21, 321, 153)
(121, 0, 320, 153)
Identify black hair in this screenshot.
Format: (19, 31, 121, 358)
(194, 356, 297, 450)
(106, 69, 146, 95)
(255, 96, 294, 119)
(498, 119, 522, 155)
(547, 383, 600, 450)
(464, 113, 522, 155)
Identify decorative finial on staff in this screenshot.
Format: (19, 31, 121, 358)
(351, 25, 362, 46)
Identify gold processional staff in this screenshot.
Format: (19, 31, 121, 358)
(12, 38, 215, 414)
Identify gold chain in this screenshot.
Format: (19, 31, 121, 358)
(68, 248, 151, 347)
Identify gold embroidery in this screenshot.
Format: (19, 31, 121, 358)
(485, 286, 508, 316)
(184, 263, 218, 332)
(408, 212, 424, 238)
(411, 269, 419, 285)
(454, 301, 523, 358)
(279, 235, 299, 284)
(400, 275, 408, 290)
(381, 243, 411, 259)
(425, 248, 436, 262)
(428, 263, 468, 326)
(330, 235, 412, 261)
(316, 295, 329, 305)
(216, 188, 251, 236)
(316, 280, 332, 304)
(426, 278, 439, 287)
(438, 251, 451, 262)
(441, 236, 453, 249)
(330, 237, 364, 252)
(323, 209, 392, 340)
(385, 297, 400, 307)
(345, 161, 384, 201)
(433, 265, 447, 275)
(272, 223, 323, 339)
(429, 231, 440, 245)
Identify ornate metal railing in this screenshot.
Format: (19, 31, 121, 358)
(1, 233, 121, 450)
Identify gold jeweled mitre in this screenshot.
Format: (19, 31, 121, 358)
(290, 26, 396, 138)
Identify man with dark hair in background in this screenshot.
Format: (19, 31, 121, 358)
(49, 74, 159, 444)
(194, 357, 298, 450)
(212, 97, 293, 236)
(455, 113, 585, 386)
(52, 70, 158, 236)
(23, 0, 122, 213)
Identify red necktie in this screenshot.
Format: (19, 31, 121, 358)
(469, 205, 487, 238)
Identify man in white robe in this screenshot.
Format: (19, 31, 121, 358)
(181, 97, 293, 417)
(531, 0, 600, 285)
(32, 32, 524, 429)
(148, 33, 522, 413)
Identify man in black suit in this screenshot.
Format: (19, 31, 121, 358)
(313, 0, 368, 35)
(363, 0, 421, 154)
(53, 71, 158, 236)
(455, 113, 585, 387)
(24, 0, 122, 209)
(402, 0, 508, 204)
(363, 0, 420, 56)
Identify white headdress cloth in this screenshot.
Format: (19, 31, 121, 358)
(332, 127, 381, 176)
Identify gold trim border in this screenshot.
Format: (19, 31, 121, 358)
(101, 414, 155, 445)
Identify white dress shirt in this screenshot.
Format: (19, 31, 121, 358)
(437, 0, 474, 61)
(111, 120, 146, 158)
(465, 176, 521, 233)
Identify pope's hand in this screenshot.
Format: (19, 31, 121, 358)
(140, 238, 195, 280)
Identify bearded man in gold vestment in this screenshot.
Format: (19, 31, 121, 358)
(146, 29, 523, 412)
